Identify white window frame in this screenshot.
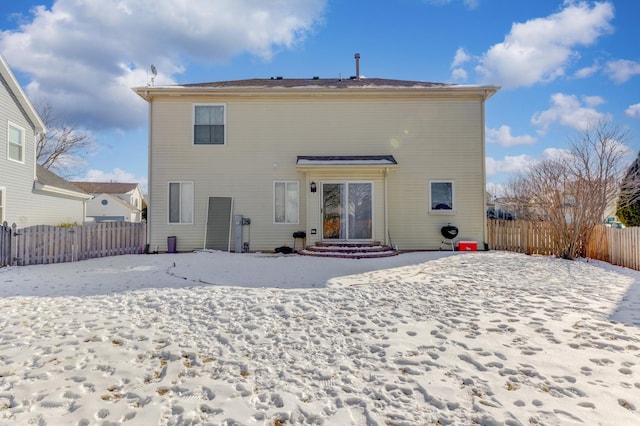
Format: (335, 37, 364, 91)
(168, 181, 194, 224)
(429, 180, 455, 213)
(0, 186, 5, 224)
(273, 181, 300, 224)
(193, 104, 226, 145)
(7, 121, 25, 163)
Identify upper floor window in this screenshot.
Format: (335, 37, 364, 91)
(194, 104, 225, 145)
(429, 180, 455, 212)
(274, 181, 299, 224)
(8, 122, 25, 163)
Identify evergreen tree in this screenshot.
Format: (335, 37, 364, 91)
(617, 152, 640, 227)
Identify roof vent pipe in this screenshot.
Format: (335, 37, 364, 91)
(355, 53, 360, 80)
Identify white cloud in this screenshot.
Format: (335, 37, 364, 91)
(475, 1, 614, 88)
(531, 93, 611, 134)
(0, 0, 327, 131)
(81, 168, 148, 193)
(423, 0, 478, 9)
(450, 48, 472, 81)
(486, 125, 537, 147)
(604, 59, 640, 84)
(543, 142, 632, 163)
(488, 140, 632, 185)
(451, 47, 471, 68)
(450, 67, 468, 82)
(485, 154, 535, 178)
(574, 63, 600, 79)
(583, 95, 605, 107)
(626, 103, 640, 119)
(541, 147, 572, 161)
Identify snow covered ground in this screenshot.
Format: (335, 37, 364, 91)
(1, 250, 640, 425)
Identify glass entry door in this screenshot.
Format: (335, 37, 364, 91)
(322, 182, 372, 240)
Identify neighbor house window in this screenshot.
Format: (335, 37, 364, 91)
(429, 181, 454, 212)
(8, 122, 25, 163)
(194, 104, 225, 145)
(274, 181, 299, 224)
(168, 182, 194, 224)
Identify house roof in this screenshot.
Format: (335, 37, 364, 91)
(182, 78, 449, 89)
(134, 77, 500, 101)
(0, 53, 46, 134)
(73, 182, 139, 195)
(34, 165, 90, 200)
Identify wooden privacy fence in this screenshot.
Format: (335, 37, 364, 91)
(586, 224, 640, 271)
(486, 219, 556, 256)
(2, 221, 147, 267)
(487, 219, 640, 271)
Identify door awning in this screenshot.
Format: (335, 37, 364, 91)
(296, 155, 398, 170)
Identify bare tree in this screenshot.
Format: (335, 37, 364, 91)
(503, 121, 632, 259)
(36, 102, 93, 177)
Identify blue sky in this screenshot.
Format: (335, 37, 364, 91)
(1, 0, 639, 194)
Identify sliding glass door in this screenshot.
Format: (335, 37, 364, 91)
(322, 182, 372, 240)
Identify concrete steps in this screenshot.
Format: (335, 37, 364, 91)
(299, 241, 399, 259)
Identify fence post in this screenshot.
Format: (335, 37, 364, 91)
(10, 223, 18, 266)
(0, 221, 9, 267)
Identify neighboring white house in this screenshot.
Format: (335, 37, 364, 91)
(0, 53, 89, 228)
(72, 182, 144, 223)
(134, 70, 499, 253)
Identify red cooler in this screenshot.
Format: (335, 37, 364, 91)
(458, 241, 477, 251)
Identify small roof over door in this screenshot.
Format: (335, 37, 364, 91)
(296, 155, 397, 170)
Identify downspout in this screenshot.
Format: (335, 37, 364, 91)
(146, 91, 152, 248)
(384, 167, 389, 247)
(481, 91, 488, 250)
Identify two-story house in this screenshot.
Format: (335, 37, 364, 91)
(134, 70, 498, 253)
(0, 54, 89, 228)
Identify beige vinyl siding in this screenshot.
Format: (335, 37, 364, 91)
(148, 93, 487, 251)
(385, 100, 486, 249)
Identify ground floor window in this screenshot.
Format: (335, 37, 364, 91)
(429, 181, 454, 212)
(168, 181, 194, 224)
(274, 181, 299, 224)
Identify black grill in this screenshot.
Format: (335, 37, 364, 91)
(441, 224, 458, 240)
